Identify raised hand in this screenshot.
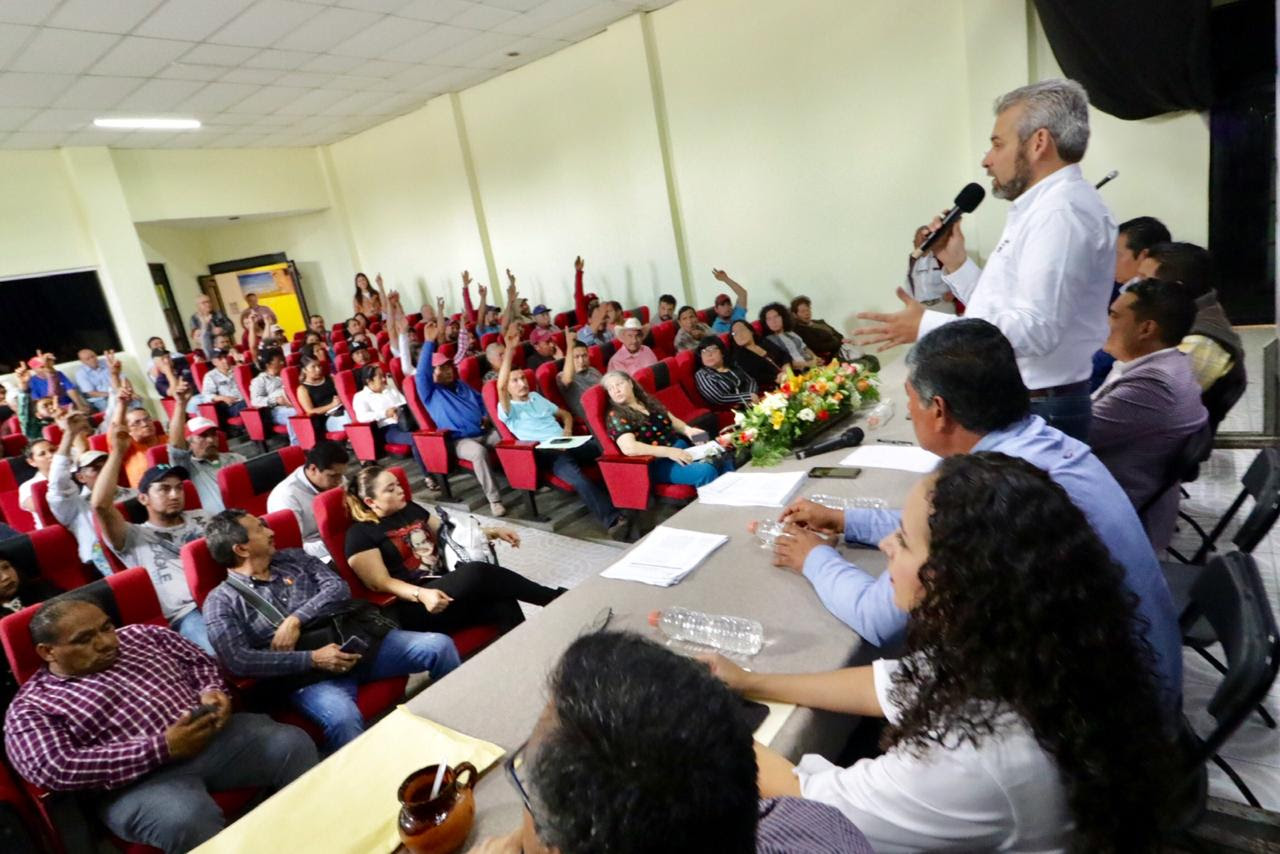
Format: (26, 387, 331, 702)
(574, 256, 584, 272)
(423, 319, 440, 342)
(173, 377, 193, 403)
(711, 268, 731, 284)
(506, 268, 516, 288)
(477, 283, 487, 303)
(104, 350, 121, 376)
(854, 288, 925, 352)
(503, 324, 522, 347)
(461, 270, 472, 288)
(110, 422, 132, 453)
(13, 363, 30, 390)
(375, 273, 384, 288)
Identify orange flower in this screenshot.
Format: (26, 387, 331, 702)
(856, 378, 870, 392)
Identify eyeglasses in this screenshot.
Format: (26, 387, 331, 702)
(504, 740, 540, 832)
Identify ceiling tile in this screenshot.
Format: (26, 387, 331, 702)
(319, 87, 396, 115)
(157, 63, 227, 81)
(135, 0, 257, 42)
(387, 62, 453, 87)
(52, 75, 145, 109)
(273, 86, 359, 115)
(0, 72, 76, 107)
(0, 1, 59, 26)
(481, 0, 549, 11)
(432, 29, 517, 67)
(327, 74, 386, 91)
(275, 7, 383, 53)
(330, 15, 434, 58)
(215, 111, 295, 126)
(228, 85, 310, 114)
(447, 2, 518, 30)
(181, 43, 260, 66)
(383, 24, 474, 62)
(91, 36, 194, 76)
(297, 52, 366, 74)
(0, 107, 37, 131)
(62, 128, 128, 146)
(0, 24, 37, 67)
(114, 78, 206, 111)
(219, 67, 286, 85)
(395, 0, 474, 23)
(3, 131, 69, 148)
(349, 58, 414, 79)
(274, 70, 333, 89)
(20, 108, 98, 132)
(47, 0, 165, 35)
(9, 28, 120, 74)
(332, 0, 414, 11)
(181, 81, 260, 112)
(208, 0, 320, 48)
(243, 48, 318, 70)
(535, 1, 631, 40)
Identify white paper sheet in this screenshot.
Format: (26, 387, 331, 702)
(534, 435, 594, 450)
(600, 526, 729, 586)
(696, 471, 808, 507)
(838, 444, 941, 474)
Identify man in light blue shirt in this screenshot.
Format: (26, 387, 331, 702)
(74, 349, 112, 412)
(778, 320, 1182, 711)
(494, 327, 626, 539)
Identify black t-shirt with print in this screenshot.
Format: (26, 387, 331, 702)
(344, 502, 441, 581)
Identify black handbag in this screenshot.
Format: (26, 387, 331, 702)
(394, 404, 417, 433)
(225, 576, 399, 688)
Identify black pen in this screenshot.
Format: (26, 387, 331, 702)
(876, 439, 913, 446)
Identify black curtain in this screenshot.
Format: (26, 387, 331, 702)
(1032, 0, 1214, 120)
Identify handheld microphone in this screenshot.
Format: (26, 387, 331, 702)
(795, 427, 865, 460)
(1094, 170, 1118, 190)
(911, 183, 985, 259)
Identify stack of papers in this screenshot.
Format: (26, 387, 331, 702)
(601, 526, 729, 587)
(839, 444, 941, 474)
(697, 471, 807, 507)
(535, 435, 594, 450)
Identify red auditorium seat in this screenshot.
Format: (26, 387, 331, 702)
(233, 363, 288, 454)
(333, 369, 412, 464)
(400, 376, 487, 502)
(580, 384, 698, 511)
(650, 320, 677, 359)
(634, 359, 723, 437)
(481, 372, 601, 520)
(0, 568, 257, 854)
(217, 446, 306, 516)
(0, 525, 97, 597)
(310, 467, 501, 659)
(0, 456, 37, 534)
(282, 365, 347, 451)
(628, 305, 651, 324)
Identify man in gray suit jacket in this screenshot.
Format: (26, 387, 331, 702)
(1092, 279, 1207, 551)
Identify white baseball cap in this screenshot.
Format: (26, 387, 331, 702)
(186, 417, 219, 435)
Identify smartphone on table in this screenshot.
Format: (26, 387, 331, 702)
(808, 467, 862, 479)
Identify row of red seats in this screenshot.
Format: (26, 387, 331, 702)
(0, 465, 502, 852)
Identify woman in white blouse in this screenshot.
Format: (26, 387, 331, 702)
(351, 364, 425, 478)
(706, 452, 1173, 853)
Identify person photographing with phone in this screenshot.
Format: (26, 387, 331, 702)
(4, 597, 317, 853)
(201, 510, 461, 752)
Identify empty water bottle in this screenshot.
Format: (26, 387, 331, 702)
(810, 494, 889, 511)
(649, 607, 764, 656)
(864, 400, 895, 430)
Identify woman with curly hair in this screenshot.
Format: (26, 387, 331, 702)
(706, 452, 1173, 853)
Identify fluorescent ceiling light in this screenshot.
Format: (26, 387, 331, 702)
(93, 117, 201, 131)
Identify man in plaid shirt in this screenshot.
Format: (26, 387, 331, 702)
(4, 597, 317, 853)
(202, 509, 460, 751)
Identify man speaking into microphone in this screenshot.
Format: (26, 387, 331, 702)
(858, 79, 1115, 441)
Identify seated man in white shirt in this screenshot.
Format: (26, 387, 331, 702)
(707, 453, 1174, 854)
(265, 440, 350, 563)
(858, 78, 1115, 442)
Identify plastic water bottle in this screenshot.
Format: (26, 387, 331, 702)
(864, 400, 895, 430)
(810, 494, 889, 511)
(649, 607, 764, 656)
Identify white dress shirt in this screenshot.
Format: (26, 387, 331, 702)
(352, 385, 407, 427)
(795, 658, 1072, 853)
(918, 163, 1116, 390)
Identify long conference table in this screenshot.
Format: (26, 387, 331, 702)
(207, 356, 923, 849)
(408, 356, 919, 844)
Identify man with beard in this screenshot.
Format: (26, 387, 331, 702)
(857, 78, 1115, 442)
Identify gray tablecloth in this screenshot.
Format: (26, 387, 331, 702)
(406, 356, 926, 843)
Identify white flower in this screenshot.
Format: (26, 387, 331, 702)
(797, 408, 816, 422)
(759, 392, 788, 414)
(733, 410, 746, 426)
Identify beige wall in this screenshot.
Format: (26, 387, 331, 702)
(0, 0, 1217, 371)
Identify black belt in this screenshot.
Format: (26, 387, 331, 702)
(1028, 380, 1090, 400)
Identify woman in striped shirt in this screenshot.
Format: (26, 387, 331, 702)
(694, 338, 758, 408)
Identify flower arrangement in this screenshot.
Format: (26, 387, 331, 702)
(719, 360, 881, 466)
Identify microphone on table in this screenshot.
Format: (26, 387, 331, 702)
(911, 183, 986, 260)
(1094, 170, 1118, 190)
(796, 427, 866, 461)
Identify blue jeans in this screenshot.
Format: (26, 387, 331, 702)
(271, 405, 298, 443)
(649, 440, 735, 487)
(538, 440, 618, 526)
(1030, 393, 1091, 443)
(290, 629, 460, 750)
(324, 411, 351, 432)
(382, 424, 427, 479)
(173, 609, 214, 655)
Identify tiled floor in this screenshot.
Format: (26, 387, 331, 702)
(1174, 327, 1280, 811)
